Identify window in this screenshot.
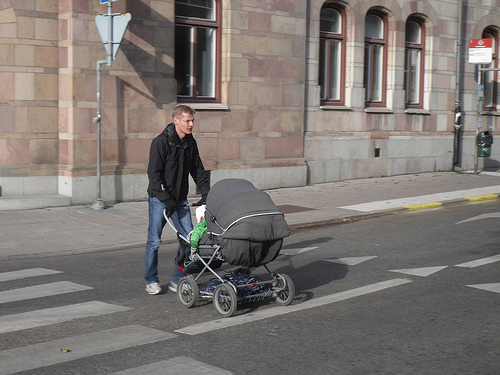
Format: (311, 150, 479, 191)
(404, 18, 425, 107)
(363, 12, 387, 106)
(482, 29, 498, 110)
(319, 5, 346, 104)
(175, 0, 221, 102)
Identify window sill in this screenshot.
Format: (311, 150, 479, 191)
(364, 107, 393, 114)
(480, 110, 500, 116)
(404, 108, 430, 115)
(319, 105, 352, 111)
(177, 103, 229, 111)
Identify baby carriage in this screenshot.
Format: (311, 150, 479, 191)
(164, 178, 295, 317)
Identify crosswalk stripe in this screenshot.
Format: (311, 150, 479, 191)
(176, 278, 412, 335)
(0, 325, 176, 375)
(109, 357, 233, 375)
(0, 281, 93, 304)
(455, 254, 500, 268)
(0, 301, 130, 334)
(0, 268, 62, 283)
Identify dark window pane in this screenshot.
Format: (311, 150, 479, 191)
(175, 25, 193, 96)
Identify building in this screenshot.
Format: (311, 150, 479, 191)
(0, 0, 498, 208)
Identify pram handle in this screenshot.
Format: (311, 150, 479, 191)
(162, 200, 205, 244)
(164, 200, 204, 218)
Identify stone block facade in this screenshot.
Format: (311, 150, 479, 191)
(0, 0, 499, 206)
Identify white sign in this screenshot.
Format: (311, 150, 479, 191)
(469, 38, 493, 64)
(100, 0, 118, 4)
(95, 13, 131, 60)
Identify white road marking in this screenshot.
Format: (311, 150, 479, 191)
(0, 268, 63, 283)
(325, 256, 378, 265)
(456, 212, 500, 224)
(0, 301, 130, 334)
(455, 254, 500, 268)
(466, 283, 500, 294)
(339, 186, 500, 212)
(389, 266, 448, 277)
(280, 246, 318, 256)
(0, 281, 93, 304)
(176, 278, 412, 335)
(110, 357, 233, 375)
(0, 325, 175, 375)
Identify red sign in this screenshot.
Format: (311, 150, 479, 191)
(469, 38, 493, 49)
(469, 38, 493, 64)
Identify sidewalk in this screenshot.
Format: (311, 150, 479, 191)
(1, 171, 500, 260)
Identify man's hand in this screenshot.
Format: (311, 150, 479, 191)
(195, 194, 207, 206)
(164, 198, 176, 214)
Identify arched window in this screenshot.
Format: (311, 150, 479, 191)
(364, 12, 387, 106)
(319, 5, 346, 105)
(404, 17, 425, 108)
(175, 0, 221, 102)
(482, 29, 498, 110)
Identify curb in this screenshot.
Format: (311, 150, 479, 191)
(403, 193, 500, 211)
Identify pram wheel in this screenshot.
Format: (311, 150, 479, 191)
(213, 283, 237, 317)
(273, 273, 295, 306)
(177, 277, 199, 308)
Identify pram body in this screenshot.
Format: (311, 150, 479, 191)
(165, 178, 295, 317)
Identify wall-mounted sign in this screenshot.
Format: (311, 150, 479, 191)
(469, 38, 493, 64)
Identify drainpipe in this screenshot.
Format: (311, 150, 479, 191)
(303, 0, 311, 184)
(453, 0, 464, 169)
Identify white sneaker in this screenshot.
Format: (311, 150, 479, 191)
(146, 282, 162, 295)
(168, 281, 177, 293)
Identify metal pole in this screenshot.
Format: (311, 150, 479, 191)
(474, 65, 483, 174)
(453, 0, 464, 170)
(107, 2, 113, 66)
(92, 2, 114, 210)
(92, 60, 108, 210)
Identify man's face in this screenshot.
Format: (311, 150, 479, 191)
(173, 112, 195, 139)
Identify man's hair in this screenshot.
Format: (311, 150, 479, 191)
(172, 104, 195, 120)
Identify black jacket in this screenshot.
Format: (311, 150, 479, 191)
(147, 123, 210, 203)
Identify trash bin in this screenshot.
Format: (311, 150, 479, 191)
(477, 131, 493, 157)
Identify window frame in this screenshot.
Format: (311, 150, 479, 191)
(404, 17, 425, 109)
(482, 29, 498, 111)
(319, 4, 346, 106)
(175, 0, 222, 103)
(364, 11, 388, 107)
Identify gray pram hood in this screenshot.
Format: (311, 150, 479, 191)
(204, 178, 290, 267)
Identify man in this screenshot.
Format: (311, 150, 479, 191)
(145, 105, 210, 295)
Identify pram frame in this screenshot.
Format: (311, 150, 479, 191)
(163, 207, 295, 317)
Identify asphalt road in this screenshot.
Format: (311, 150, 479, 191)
(1, 200, 499, 374)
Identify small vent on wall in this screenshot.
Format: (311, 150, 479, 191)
(374, 148, 381, 158)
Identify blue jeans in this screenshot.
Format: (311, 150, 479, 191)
(144, 197, 193, 285)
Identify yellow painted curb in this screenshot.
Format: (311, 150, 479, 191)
(404, 202, 443, 210)
(466, 194, 499, 201)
